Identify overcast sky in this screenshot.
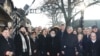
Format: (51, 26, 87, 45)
(12, 0, 100, 27)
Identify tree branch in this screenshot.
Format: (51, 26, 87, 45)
(87, 1, 100, 7)
(72, 1, 83, 10)
(71, 10, 81, 19)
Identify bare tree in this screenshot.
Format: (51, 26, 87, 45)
(40, 0, 100, 26)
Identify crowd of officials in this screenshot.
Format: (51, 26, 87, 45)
(0, 24, 100, 56)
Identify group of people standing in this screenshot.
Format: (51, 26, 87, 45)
(0, 24, 100, 56)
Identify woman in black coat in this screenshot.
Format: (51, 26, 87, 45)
(77, 33, 84, 56)
(30, 31, 39, 56)
(38, 29, 48, 56)
(0, 27, 14, 56)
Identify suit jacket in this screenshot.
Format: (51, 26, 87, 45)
(30, 37, 39, 56)
(46, 35, 61, 56)
(96, 31, 100, 40)
(59, 30, 67, 51)
(38, 34, 48, 51)
(89, 40, 100, 56)
(77, 41, 83, 56)
(82, 35, 91, 56)
(64, 33, 78, 56)
(0, 34, 14, 56)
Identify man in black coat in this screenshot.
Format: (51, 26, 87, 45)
(47, 30, 61, 56)
(0, 27, 14, 56)
(62, 26, 78, 56)
(14, 26, 30, 56)
(82, 28, 91, 56)
(92, 25, 100, 40)
(58, 24, 66, 56)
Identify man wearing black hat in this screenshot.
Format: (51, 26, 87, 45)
(14, 26, 31, 56)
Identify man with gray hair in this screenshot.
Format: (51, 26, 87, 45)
(92, 25, 100, 40)
(61, 26, 78, 56)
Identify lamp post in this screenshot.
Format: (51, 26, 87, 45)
(79, 2, 85, 28)
(80, 9, 84, 28)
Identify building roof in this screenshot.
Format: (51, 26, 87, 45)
(0, 5, 12, 27)
(0, 5, 12, 20)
